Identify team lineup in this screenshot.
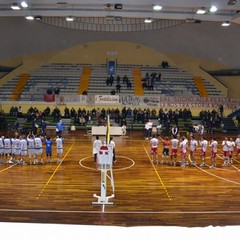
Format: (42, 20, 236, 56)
(150, 134, 240, 168)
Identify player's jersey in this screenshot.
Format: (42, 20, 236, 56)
(222, 140, 229, 151)
(190, 139, 198, 151)
(45, 139, 53, 151)
(4, 138, 11, 150)
(200, 140, 208, 152)
(235, 137, 240, 149)
(150, 138, 159, 148)
(180, 141, 188, 153)
(163, 140, 170, 149)
(210, 140, 218, 153)
(0, 138, 4, 149)
(34, 137, 43, 149)
(20, 139, 27, 151)
(56, 137, 64, 149)
(228, 141, 235, 152)
(12, 138, 21, 151)
(27, 137, 35, 149)
(171, 139, 179, 149)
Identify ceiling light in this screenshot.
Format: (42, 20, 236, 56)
(66, 16, 74, 22)
(25, 15, 34, 20)
(153, 5, 162, 11)
(228, 0, 237, 5)
(11, 3, 20, 10)
(21, 1, 28, 8)
(221, 21, 231, 26)
(210, 5, 218, 13)
(144, 18, 153, 23)
(35, 16, 42, 21)
(196, 7, 206, 14)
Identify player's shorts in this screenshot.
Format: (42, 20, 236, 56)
(28, 148, 35, 157)
(20, 150, 27, 156)
(57, 148, 63, 154)
(228, 151, 233, 157)
(4, 148, 11, 155)
(190, 150, 195, 156)
(171, 149, 177, 157)
(237, 148, 240, 154)
(200, 150, 206, 157)
(46, 149, 52, 155)
(211, 151, 216, 158)
(0, 148, 4, 155)
(162, 148, 169, 156)
(35, 148, 43, 155)
(151, 147, 158, 155)
(223, 151, 228, 157)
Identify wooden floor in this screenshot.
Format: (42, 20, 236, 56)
(0, 129, 240, 227)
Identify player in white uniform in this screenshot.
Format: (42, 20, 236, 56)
(93, 136, 102, 163)
(228, 138, 235, 164)
(56, 135, 64, 163)
(109, 137, 116, 163)
(27, 133, 35, 165)
(4, 135, 12, 164)
(12, 135, 21, 164)
(34, 134, 43, 164)
(179, 137, 188, 167)
(222, 137, 230, 166)
(209, 138, 218, 168)
(150, 135, 159, 164)
(170, 136, 179, 166)
(199, 137, 208, 167)
(235, 134, 240, 160)
(189, 136, 198, 166)
(0, 136, 4, 164)
(20, 135, 28, 165)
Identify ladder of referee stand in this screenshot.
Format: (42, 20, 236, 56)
(92, 145, 115, 205)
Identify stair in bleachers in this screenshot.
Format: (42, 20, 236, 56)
(193, 76, 208, 97)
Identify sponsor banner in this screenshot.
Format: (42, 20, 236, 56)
(159, 96, 240, 109)
(120, 95, 160, 108)
(55, 95, 88, 105)
(44, 94, 55, 102)
(94, 95, 120, 104)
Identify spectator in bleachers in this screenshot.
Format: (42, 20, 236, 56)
(123, 75, 128, 84)
(116, 83, 121, 93)
(116, 75, 121, 84)
(52, 107, 61, 121)
(43, 106, 51, 116)
(82, 91, 87, 95)
(64, 107, 70, 118)
(111, 89, 116, 95)
(109, 74, 114, 86)
(106, 77, 110, 86)
(54, 88, 60, 95)
(127, 80, 132, 90)
(161, 61, 169, 68)
(47, 89, 52, 94)
(70, 107, 76, 117)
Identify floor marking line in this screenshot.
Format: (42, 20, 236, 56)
(1, 208, 240, 215)
(36, 144, 74, 200)
(142, 143, 172, 201)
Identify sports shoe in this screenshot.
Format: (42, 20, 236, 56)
(200, 162, 206, 167)
(209, 164, 215, 169)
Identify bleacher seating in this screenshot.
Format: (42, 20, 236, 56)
(0, 63, 225, 101)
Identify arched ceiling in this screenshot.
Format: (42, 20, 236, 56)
(0, 0, 240, 25)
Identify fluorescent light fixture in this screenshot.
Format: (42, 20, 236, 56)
(11, 3, 20, 10)
(221, 21, 231, 26)
(66, 16, 74, 21)
(144, 18, 153, 23)
(21, 1, 29, 8)
(196, 8, 206, 14)
(153, 5, 162, 11)
(210, 5, 218, 12)
(25, 15, 34, 20)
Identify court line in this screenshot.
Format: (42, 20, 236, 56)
(188, 154, 240, 186)
(0, 162, 21, 173)
(142, 143, 172, 201)
(36, 143, 74, 200)
(1, 208, 240, 215)
(79, 155, 135, 171)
